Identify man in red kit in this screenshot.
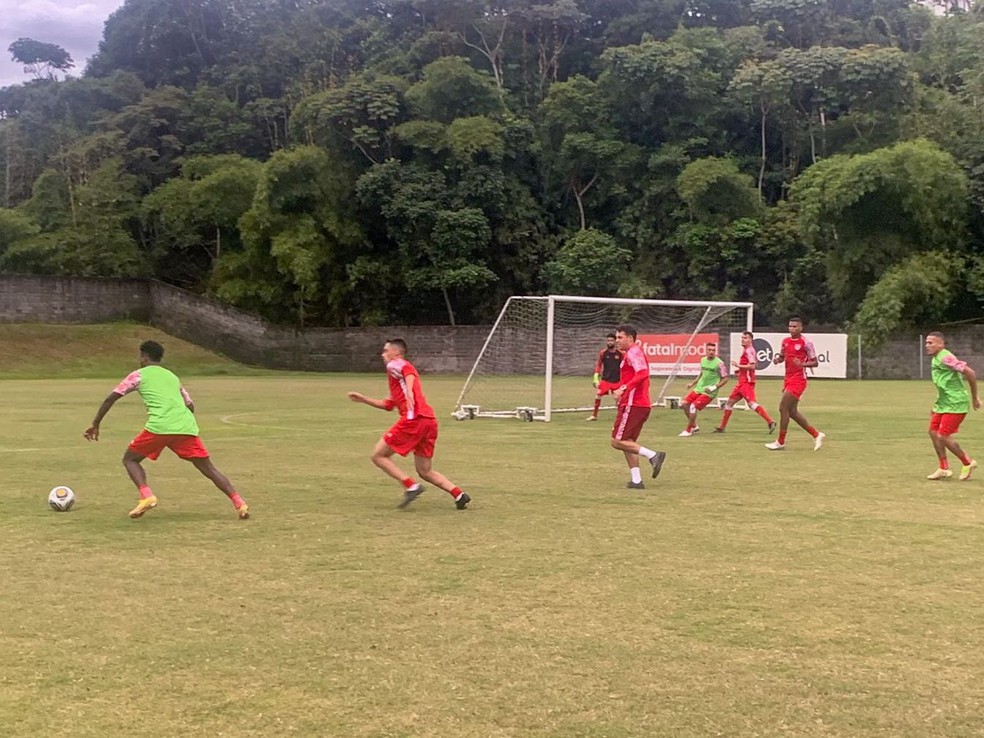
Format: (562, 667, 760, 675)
(610, 324, 666, 489)
(715, 331, 776, 434)
(765, 318, 826, 451)
(586, 332, 623, 421)
(348, 338, 471, 510)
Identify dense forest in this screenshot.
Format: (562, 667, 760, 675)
(1, 0, 982, 333)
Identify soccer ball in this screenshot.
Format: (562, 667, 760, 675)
(48, 485, 76, 512)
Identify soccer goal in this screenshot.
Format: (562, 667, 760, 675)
(453, 295, 753, 421)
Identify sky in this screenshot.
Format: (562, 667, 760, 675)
(1, 0, 125, 88)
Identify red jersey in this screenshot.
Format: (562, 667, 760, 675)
(386, 358, 435, 419)
(736, 345, 757, 385)
(781, 336, 816, 381)
(618, 344, 651, 408)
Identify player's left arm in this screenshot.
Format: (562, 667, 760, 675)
(795, 342, 819, 368)
(951, 358, 983, 410)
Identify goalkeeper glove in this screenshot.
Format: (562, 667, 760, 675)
(592, 372, 600, 388)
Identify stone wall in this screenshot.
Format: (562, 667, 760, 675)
(2, 275, 981, 377)
(0, 275, 151, 323)
(149, 281, 488, 373)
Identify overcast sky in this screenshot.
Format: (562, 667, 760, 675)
(1, 0, 125, 88)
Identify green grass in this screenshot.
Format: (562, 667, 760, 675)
(3, 373, 984, 737)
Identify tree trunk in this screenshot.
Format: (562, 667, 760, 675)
(758, 103, 768, 196)
(442, 287, 456, 326)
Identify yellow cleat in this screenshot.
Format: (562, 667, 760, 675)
(128, 495, 158, 518)
(959, 460, 977, 481)
(926, 469, 953, 481)
(236, 503, 250, 520)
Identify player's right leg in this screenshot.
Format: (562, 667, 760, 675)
(123, 433, 164, 518)
(936, 414, 975, 480)
(766, 391, 796, 450)
(611, 407, 663, 485)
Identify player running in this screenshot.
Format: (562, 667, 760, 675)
(679, 342, 728, 437)
(765, 318, 825, 451)
(348, 338, 471, 509)
(610, 324, 666, 489)
(715, 331, 776, 433)
(924, 331, 980, 480)
(82, 340, 250, 520)
(587, 332, 623, 421)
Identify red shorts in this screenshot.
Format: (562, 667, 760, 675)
(612, 405, 651, 442)
(383, 416, 438, 458)
(783, 378, 808, 399)
(683, 391, 714, 411)
(728, 383, 757, 404)
(596, 380, 621, 396)
(128, 430, 210, 461)
(929, 412, 966, 437)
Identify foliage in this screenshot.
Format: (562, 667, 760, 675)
(543, 228, 632, 295)
(8, 38, 74, 80)
(0, 0, 983, 327)
(850, 251, 960, 343)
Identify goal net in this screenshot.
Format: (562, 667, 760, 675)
(453, 295, 753, 421)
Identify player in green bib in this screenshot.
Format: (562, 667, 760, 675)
(679, 342, 729, 437)
(924, 332, 980, 481)
(83, 340, 250, 519)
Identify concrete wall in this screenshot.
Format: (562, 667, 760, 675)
(1, 275, 981, 377)
(0, 275, 151, 323)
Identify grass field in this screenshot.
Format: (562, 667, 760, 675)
(4, 365, 984, 736)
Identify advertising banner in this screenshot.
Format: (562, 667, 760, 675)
(638, 333, 721, 375)
(728, 332, 848, 379)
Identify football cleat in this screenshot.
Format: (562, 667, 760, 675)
(959, 460, 977, 481)
(713, 428, 726, 433)
(649, 451, 666, 479)
(626, 481, 645, 490)
(765, 441, 785, 451)
(454, 492, 471, 510)
(768, 421, 777, 434)
(678, 429, 693, 437)
(236, 503, 250, 520)
(585, 416, 598, 422)
(128, 495, 158, 519)
(398, 484, 424, 509)
(813, 432, 826, 451)
(927, 468, 953, 480)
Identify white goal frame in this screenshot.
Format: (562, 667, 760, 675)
(454, 295, 754, 421)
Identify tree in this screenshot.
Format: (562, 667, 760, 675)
(8, 38, 74, 80)
(792, 139, 969, 315)
(542, 228, 632, 295)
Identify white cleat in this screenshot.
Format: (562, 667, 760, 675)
(585, 416, 598, 422)
(959, 460, 977, 481)
(927, 468, 953, 480)
(813, 432, 826, 451)
(765, 441, 785, 451)
(678, 429, 693, 437)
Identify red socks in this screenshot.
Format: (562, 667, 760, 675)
(138, 484, 154, 499)
(401, 478, 417, 489)
(755, 406, 773, 423)
(719, 410, 732, 429)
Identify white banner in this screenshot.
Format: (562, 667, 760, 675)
(728, 332, 848, 379)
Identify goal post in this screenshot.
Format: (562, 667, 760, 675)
(453, 295, 753, 421)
